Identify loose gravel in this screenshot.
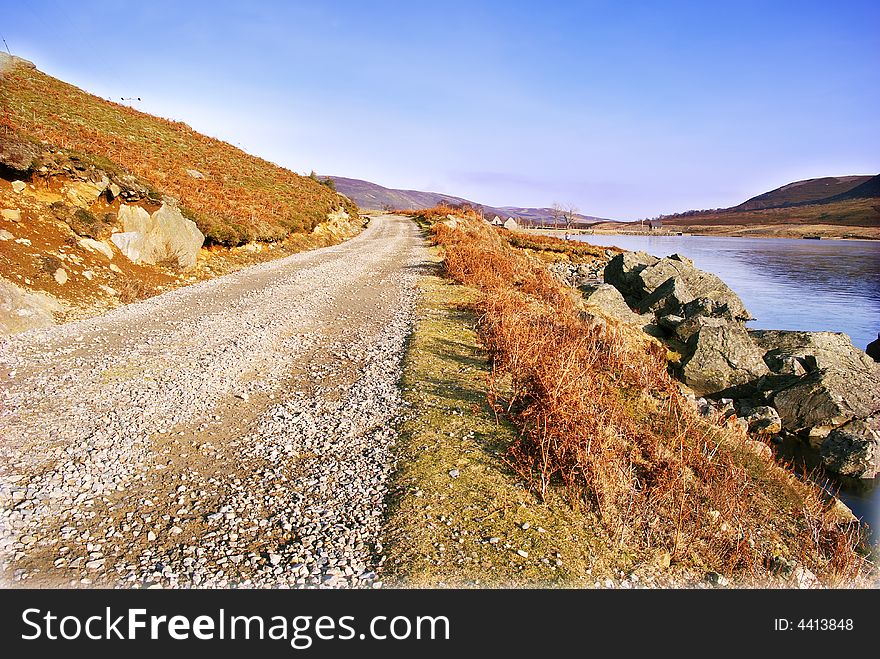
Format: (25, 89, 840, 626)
(0, 214, 426, 588)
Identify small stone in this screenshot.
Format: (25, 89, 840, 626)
(516, 550, 528, 558)
(488, 537, 501, 544)
(0, 229, 14, 241)
(448, 469, 460, 479)
(54, 268, 68, 285)
(11, 181, 26, 193)
(147, 531, 157, 542)
(269, 553, 282, 566)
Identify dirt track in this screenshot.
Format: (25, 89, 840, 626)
(0, 214, 426, 588)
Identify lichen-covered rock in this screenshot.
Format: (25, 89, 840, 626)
(751, 330, 876, 374)
(580, 283, 643, 324)
(819, 417, 879, 479)
(771, 367, 880, 441)
(673, 315, 729, 344)
(603, 251, 658, 298)
(633, 256, 752, 321)
(680, 322, 769, 394)
(637, 276, 693, 315)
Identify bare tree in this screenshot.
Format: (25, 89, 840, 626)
(550, 203, 563, 230)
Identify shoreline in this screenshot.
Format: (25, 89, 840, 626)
(522, 227, 880, 242)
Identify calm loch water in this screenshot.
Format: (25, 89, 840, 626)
(573, 233, 880, 538)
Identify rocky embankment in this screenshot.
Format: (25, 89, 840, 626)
(552, 251, 880, 481)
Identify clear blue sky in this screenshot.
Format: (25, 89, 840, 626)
(3, 1, 878, 219)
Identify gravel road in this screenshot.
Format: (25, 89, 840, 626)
(0, 214, 426, 588)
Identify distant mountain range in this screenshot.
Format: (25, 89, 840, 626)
(325, 176, 613, 226)
(326, 172, 880, 232)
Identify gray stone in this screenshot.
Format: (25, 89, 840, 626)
(819, 418, 879, 479)
(751, 330, 876, 375)
(674, 315, 729, 344)
(634, 256, 752, 321)
(771, 368, 880, 440)
(637, 276, 693, 316)
(11, 180, 26, 194)
(581, 283, 642, 324)
(603, 251, 658, 298)
(743, 406, 782, 435)
(680, 322, 769, 394)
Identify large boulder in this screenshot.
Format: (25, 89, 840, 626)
(603, 251, 658, 298)
(111, 203, 204, 268)
(771, 367, 880, 443)
(633, 255, 752, 321)
(580, 283, 643, 325)
(680, 322, 770, 394)
(0, 277, 64, 334)
(819, 417, 879, 479)
(750, 330, 876, 375)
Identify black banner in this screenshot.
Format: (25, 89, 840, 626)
(0, 588, 875, 656)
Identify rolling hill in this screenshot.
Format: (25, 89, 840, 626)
(733, 175, 873, 211)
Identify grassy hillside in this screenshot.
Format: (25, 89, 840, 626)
(734, 175, 872, 211)
(0, 57, 355, 245)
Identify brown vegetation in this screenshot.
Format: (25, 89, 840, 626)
(0, 60, 357, 245)
(413, 206, 871, 585)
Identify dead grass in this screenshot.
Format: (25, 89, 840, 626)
(420, 212, 872, 585)
(0, 61, 357, 245)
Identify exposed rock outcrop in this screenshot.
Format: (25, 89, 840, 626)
(111, 203, 204, 269)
